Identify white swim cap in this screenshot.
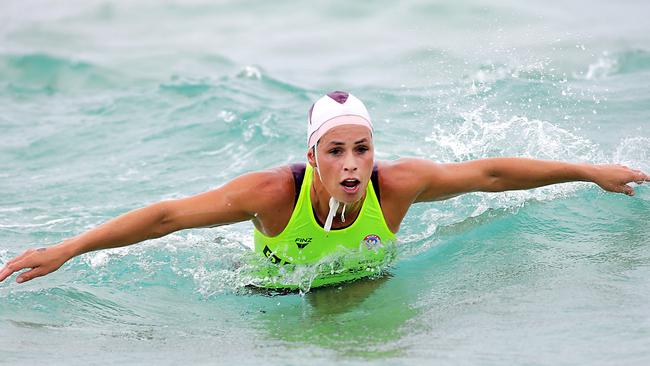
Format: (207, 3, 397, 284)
(307, 91, 373, 148)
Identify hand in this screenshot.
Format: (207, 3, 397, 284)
(0, 245, 70, 284)
(591, 164, 650, 196)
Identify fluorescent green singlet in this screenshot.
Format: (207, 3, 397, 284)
(253, 164, 397, 289)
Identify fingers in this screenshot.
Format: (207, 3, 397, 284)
(619, 184, 635, 196)
(618, 166, 649, 185)
(608, 182, 635, 196)
(15, 267, 47, 284)
(631, 171, 649, 184)
(0, 260, 28, 283)
(0, 249, 37, 283)
(640, 171, 650, 183)
(0, 265, 14, 282)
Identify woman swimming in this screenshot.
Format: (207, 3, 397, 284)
(1, 91, 648, 286)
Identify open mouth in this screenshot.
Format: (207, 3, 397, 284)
(340, 178, 361, 193)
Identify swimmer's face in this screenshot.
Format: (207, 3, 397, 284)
(307, 124, 374, 204)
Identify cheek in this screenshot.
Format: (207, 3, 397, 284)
(319, 160, 340, 185)
(362, 151, 374, 165)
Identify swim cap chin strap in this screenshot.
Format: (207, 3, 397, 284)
(314, 142, 346, 233)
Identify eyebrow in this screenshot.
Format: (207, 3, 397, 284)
(328, 138, 369, 146)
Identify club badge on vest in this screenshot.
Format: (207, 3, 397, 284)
(362, 234, 381, 250)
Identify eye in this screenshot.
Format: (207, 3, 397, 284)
(329, 148, 343, 156)
(355, 145, 369, 154)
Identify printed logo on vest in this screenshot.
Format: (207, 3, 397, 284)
(362, 234, 381, 250)
(295, 237, 312, 249)
(262, 245, 290, 265)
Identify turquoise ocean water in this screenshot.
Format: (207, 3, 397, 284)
(1, 0, 650, 364)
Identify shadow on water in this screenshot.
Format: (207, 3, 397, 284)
(249, 272, 421, 359)
(305, 275, 392, 315)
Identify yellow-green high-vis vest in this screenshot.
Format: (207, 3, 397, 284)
(253, 163, 396, 289)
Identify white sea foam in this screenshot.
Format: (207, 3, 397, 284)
(0, 206, 24, 213)
(237, 65, 263, 80)
(583, 53, 617, 80)
(84, 246, 133, 268)
(0, 218, 73, 229)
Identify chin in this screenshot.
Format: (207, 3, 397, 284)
(336, 190, 365, 204)
(337, 197, 359, 205)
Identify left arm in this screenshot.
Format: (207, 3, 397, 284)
(409, 157, 649, 202)
(476, 158, 648, 195)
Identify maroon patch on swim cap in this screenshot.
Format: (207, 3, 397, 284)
(327, 91, 349, 104)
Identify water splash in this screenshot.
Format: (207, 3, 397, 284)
(245, 241, 399, 293)
(613, 136, 650, 172)
(426, 107, 599, 162)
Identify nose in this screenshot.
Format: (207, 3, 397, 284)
(343, 153, 358, 172)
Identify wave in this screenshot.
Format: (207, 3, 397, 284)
(0, 52, 125, 94)
(467, 59, 558, 86)
(149, 65, 311, 151)
(583, 49, 650, 80)
(458, 49, 650, 101)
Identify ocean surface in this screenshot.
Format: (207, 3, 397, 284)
(1, 0, 650, 364)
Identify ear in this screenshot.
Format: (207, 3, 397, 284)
(307, 147, 317, 168)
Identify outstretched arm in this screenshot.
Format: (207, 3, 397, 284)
(404, 157, 649, 202)
(0, 168, 289, 284)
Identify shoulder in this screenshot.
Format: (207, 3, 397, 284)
(232, 165, 298, 236)
(229, 165, 295, 210)
(376, 158, 444, 196)
(240, 165, 294, 192)
(377, 157, 441, 176)
(371, 158, 445, 232)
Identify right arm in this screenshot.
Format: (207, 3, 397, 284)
(0, 167, 290, 284)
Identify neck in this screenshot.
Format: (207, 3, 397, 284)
(310, 170, 364, 228)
